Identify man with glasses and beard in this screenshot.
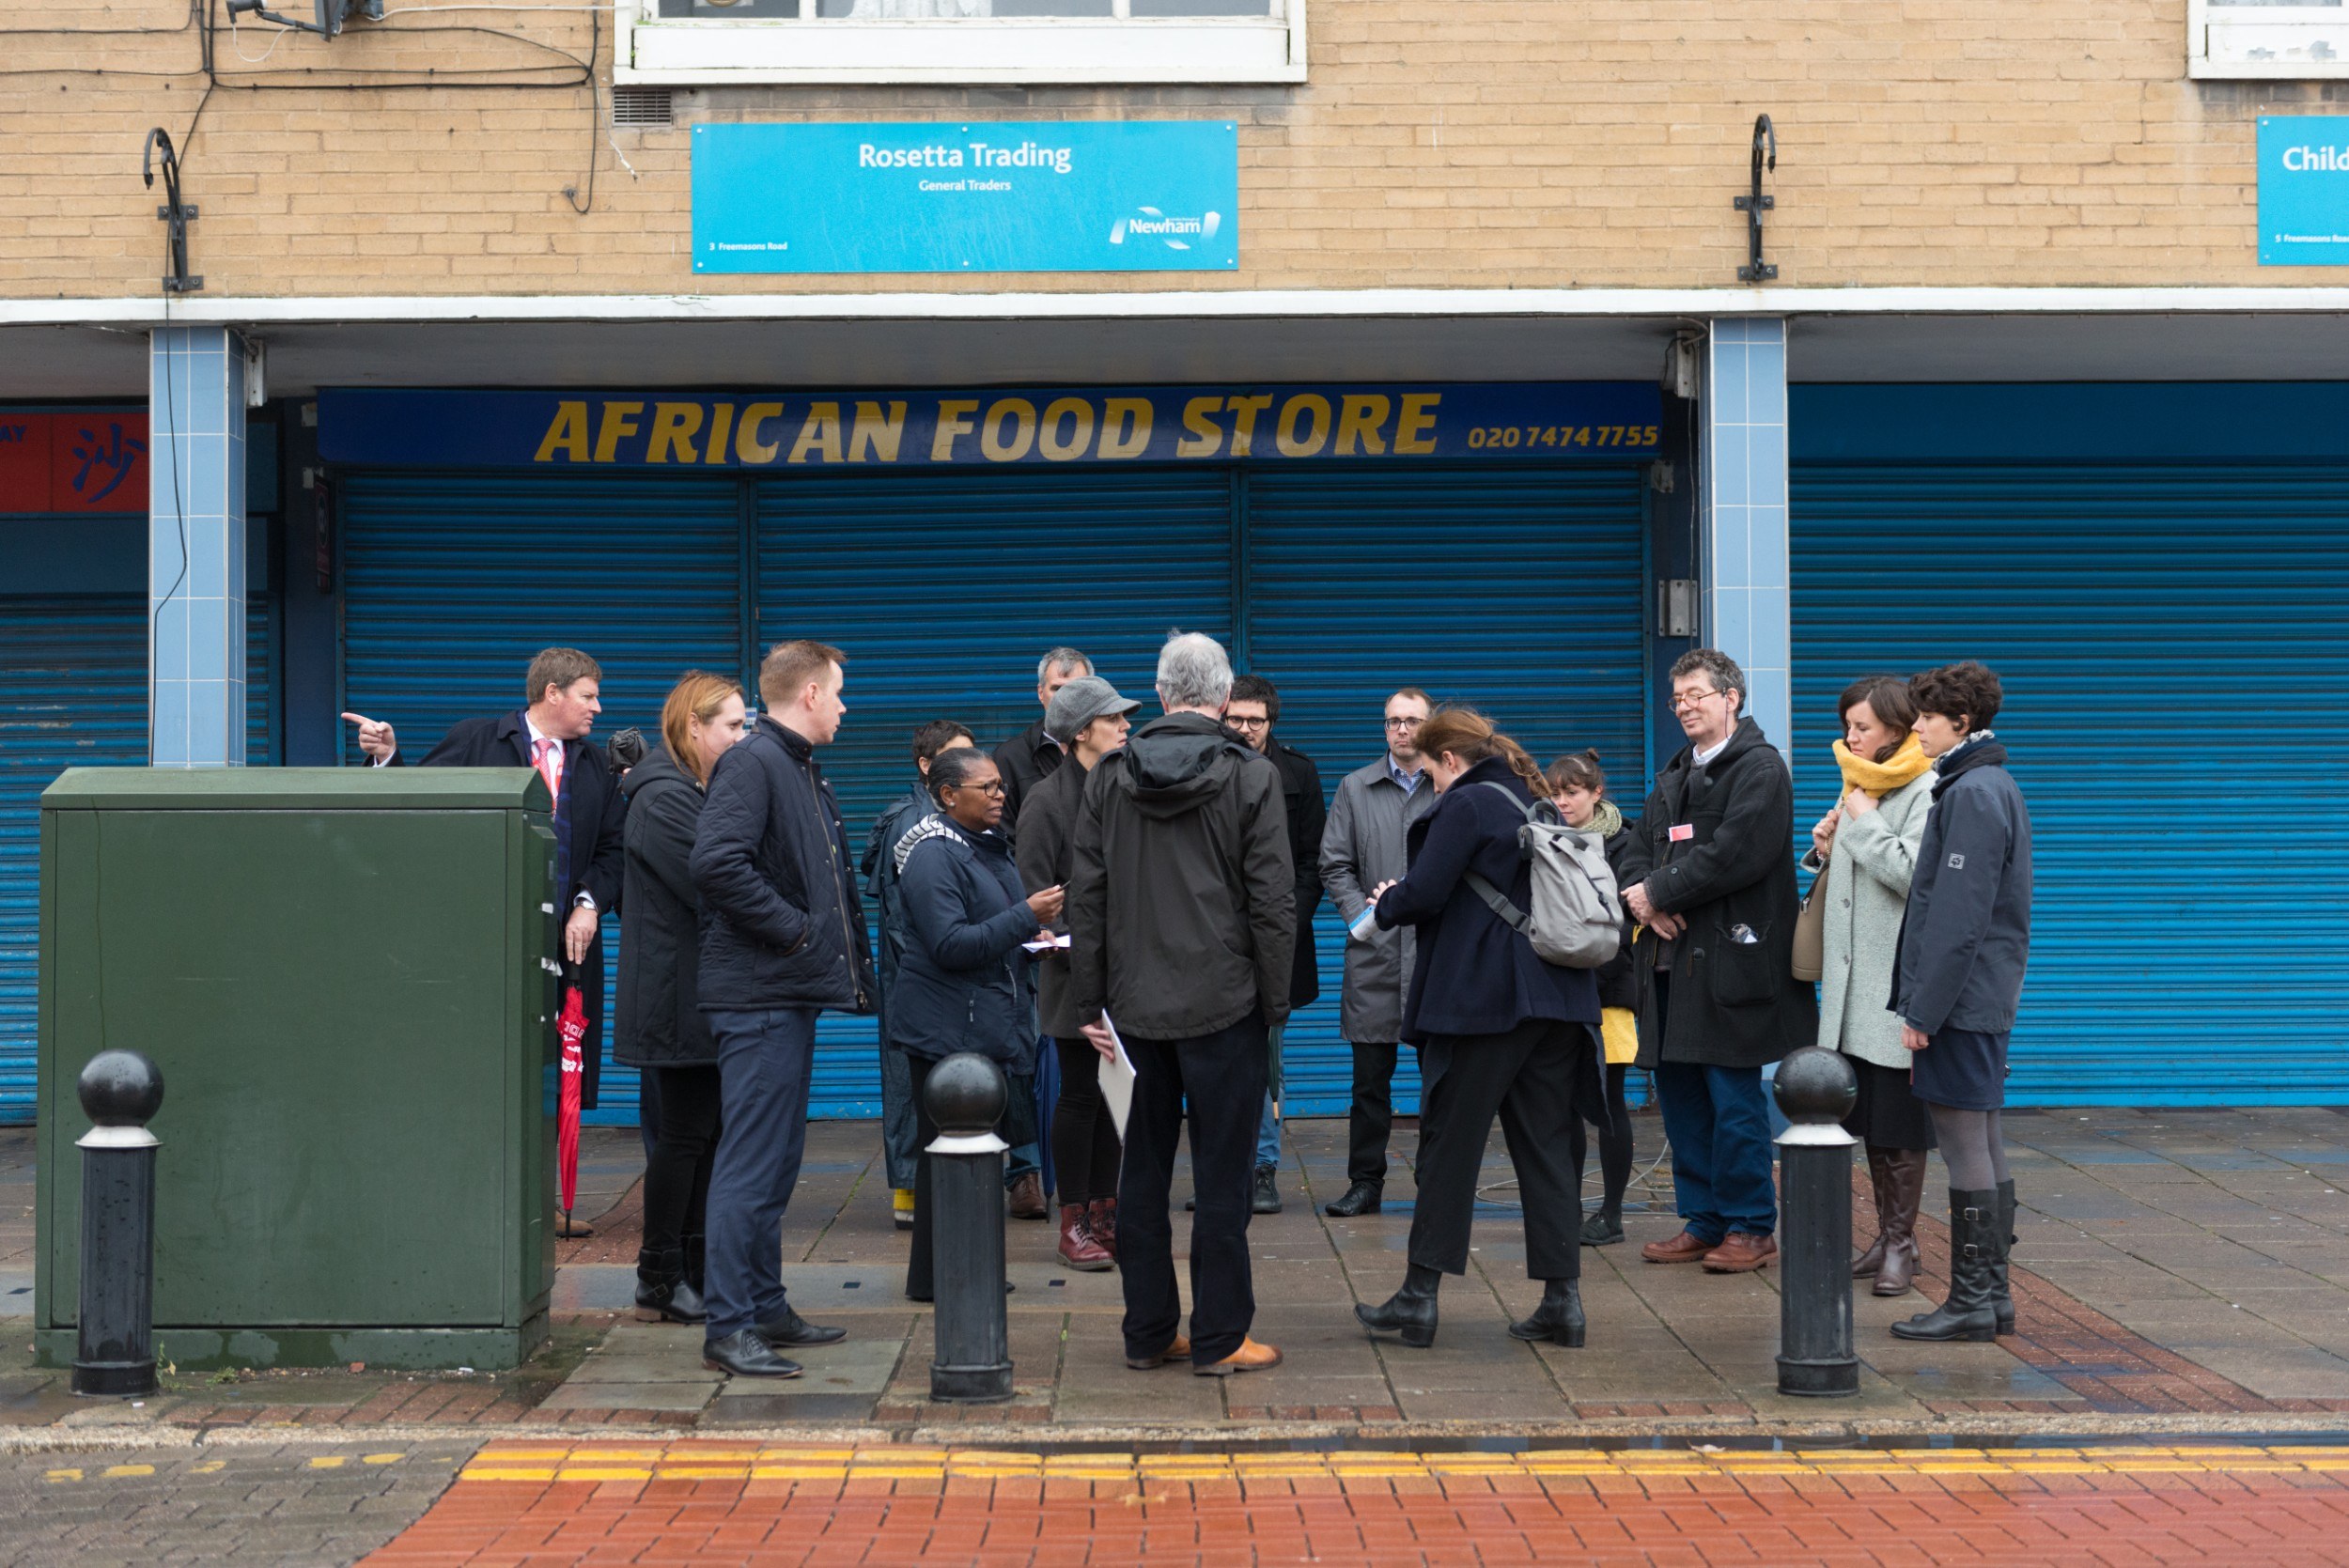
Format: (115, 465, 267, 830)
(1620, 649, 1816, 1276)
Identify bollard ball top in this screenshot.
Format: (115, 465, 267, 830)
(1772, 1047, 1857, 1126)
(923, 1051, 1007, 1138)
(77, 1048, 164, 1128)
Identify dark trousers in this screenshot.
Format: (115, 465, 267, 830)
(1408, 1018, 1596, 1281)
(1346, 1040, 1403, 1185)
(1120, 1009, 1268, 1366)
(642, 1063, 721, 1258)
(879, 1039, 919, 1192)
(1567, 1063, 1633, 1217)
(903, 1052, 1020, 1302)
(1051, 1035, 1123, 1207)
(704, 1006, 817, 1339)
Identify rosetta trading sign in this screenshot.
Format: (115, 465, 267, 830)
(689, 121, 1240, 274)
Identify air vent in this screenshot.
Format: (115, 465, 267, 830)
(612, 85, 673, 128)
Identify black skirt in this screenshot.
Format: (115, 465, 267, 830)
(1910, 1027, 2011, 1113)
(1841, 1056, 1937, 1150)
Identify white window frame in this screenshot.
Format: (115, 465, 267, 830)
(2189, 0, 2349, 79)
(614, 0, 1307, 85)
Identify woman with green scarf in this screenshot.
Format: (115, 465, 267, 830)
(1548, 750, 1640, 1247)
(1808, 675, 1938, 1296)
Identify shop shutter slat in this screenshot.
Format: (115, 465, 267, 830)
(0, 598, 148, 1122)
(1245, 464, 1649, 1116)
(1791, 462, 2349, 1104)
(340, 472, 743, 1126)
(756, 465, 1235, 1119)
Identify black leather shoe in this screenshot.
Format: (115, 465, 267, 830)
(1507, 1280, 1587, 1347)
(1355, 1263, 1440, 1348)
(1579, 1211, 1625, 1248)
(754, 1305, 847, 1347)
(1325, 1181, 1383, 1218)
(703, 1328, 801, 1378)
(1252, 1165, 1283, 1215)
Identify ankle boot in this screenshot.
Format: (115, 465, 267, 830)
(1356, 1262, 1441, 1347)
(1991, 1178, 2017, 1334)
(1087, 1197, 1118, 1261)
(1890, 1189, 2000, 1343)
(634, 1247, 707, 1324)
(1852, 1146, 1892, 1277)
(1057, 1204, 1113, 1271)
(1507, 1280, 1587, 1347)
(1873, 1148, 1930, 1297)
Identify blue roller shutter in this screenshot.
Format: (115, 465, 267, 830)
(339, 472, 743, 1126)
(757, 465, 1235, 1117)
(0, 599, 147, 1122)
(1791, 462, 2349, 1104)
(1245, 464, 1649, 1115)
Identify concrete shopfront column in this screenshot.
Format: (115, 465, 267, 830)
(1701, 318, 1793, 766)
(148, 326, 248, 768)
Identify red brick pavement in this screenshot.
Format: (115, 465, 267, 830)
(362, 1443, 2349, 1566)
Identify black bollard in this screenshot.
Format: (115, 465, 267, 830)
(923, 1052, 1014, 1404)
(1773, 1047, 1859, 1398)
(72, 1049, 165, 1399)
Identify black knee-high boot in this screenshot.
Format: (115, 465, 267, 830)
(1356, 1263, 1441, 1348)
(1991, 1178, 2017, 1335)
(1890, 1189, 2000, 1343)
(1507, 1280, 1586, 1348)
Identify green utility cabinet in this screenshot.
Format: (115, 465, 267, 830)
(36, 768, 560, 1371)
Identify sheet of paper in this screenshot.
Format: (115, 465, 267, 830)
(1097, 1014, 1137, 1140)
(1021, 932, 1072, 953)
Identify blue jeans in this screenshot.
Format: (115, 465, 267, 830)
(704, 1006, 817, 1339)
(1654, 1060, 1778, 1242)
(1254, 1021, 1285, 1169)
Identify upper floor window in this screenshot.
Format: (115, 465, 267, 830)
(617, 0, 1305, 85)
(2192, 0, 2349, 77)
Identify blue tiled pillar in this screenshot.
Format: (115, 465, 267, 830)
(148, 327, 248, 768)
(1702, 317, 1792, 767)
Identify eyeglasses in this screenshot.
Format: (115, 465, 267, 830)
(1228, 715, 1271, 732)
(1669, 689, 1725, 710)
(1384, 716, 1425, 730)
(952, 779, 1006, 797)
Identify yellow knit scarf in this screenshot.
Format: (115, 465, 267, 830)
(1833, 733, 1931, 799)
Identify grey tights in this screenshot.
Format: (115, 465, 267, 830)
(1927, 1105, 2011, 1191)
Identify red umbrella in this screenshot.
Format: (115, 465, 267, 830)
(556, 978, 589, 1230)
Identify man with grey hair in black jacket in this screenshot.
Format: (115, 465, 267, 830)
(1066, 631, 1295, 1379)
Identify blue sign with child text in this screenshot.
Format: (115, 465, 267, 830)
(691, 121, 1240, 274)
(2259, 116, 2349, 266)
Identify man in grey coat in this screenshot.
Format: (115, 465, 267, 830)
(1066, 632, 1294, 1378)
(1315, 686, 1438, 1217)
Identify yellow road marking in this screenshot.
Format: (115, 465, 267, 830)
(308, 1456, 347, 1469)
(364, 1453, 405, 1466)
(455, 1444, 2349, 1488)
(190, 1461, 226, 1474)
(45, 1468, 82, 1483)
(101, 1465, 156, 1479)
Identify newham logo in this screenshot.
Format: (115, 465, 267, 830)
(1109, 207, 1223, 252)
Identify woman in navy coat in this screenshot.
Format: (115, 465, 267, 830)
(892, 746, 1065, 1302)
(1355, 708, 1602, 1350)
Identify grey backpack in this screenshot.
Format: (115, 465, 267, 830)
(1461, 782, 1625, 970)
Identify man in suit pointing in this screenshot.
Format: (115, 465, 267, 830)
(345, 647, 629, 1229)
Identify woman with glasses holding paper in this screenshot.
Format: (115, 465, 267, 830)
(891, 746, 1064, 1302)
(1017, 675, 1143, 1271)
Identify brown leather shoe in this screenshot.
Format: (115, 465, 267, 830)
(1125, 1335, 1190, 1370)
(1641, 1229, 1716, 1265)
(1192, 1337, 1283, 1376)
(555, 1210, 595, 1240)
(1006, 1172, 1049, 1220)
(1057, 1205, 1113, 1272)
(1702, 1233, 1779, 1273)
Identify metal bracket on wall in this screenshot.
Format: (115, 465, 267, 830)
(141, 129, 202, 294)
(1734, 114, 1778, 284)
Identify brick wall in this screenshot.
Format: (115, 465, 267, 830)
(0, 0, 2338, 298)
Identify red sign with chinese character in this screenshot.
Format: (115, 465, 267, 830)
(0, 411, 148, 513)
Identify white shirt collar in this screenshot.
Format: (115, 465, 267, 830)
(1691, 732, 1732, 768)
(524, 712, 557, 753)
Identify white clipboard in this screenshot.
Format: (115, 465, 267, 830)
(1096, 1014, 1138, 1140)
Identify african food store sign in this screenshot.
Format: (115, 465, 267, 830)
(316, 385, 1663, 469)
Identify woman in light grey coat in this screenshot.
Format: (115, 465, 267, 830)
(1808, 675, 1937, 1296)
